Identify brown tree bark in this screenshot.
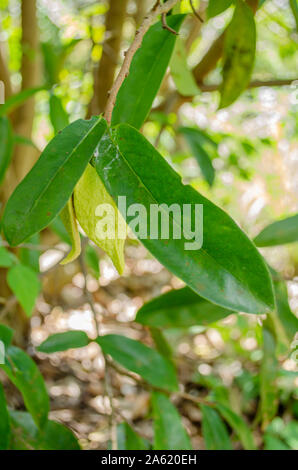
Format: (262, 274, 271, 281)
(89, 0, 129, 116)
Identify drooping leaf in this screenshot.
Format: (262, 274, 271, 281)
(179, 126, 216, 185)
(259, 327, 278, 430)
(254, 214, 298, 247)
(170, 38, 200, 97)
(37, 331, 89, 353)
(9, 410, 80, 450)
(200, 404, 232, 450)
(216, 403, 256, 450)
(207, 0, 233, 18)
(85, 244, 100, 278)
(117, 422, 150, 450)
(219, 0, 256, 108)
(50, 215, 72, 245)
(0, 86, 46, 117)
(19, 233, 40, 272)
(94, 124, 274, 315)
(0, 116, 13, 184)
(111, 15, 185, 129)
(96, 334, 178, 392)
(60, 197, 81, 265)
(49, 93, 69, 134)
(3, 116, 107, 246)
(1, 346, 49, 428)
(0, 323, 14, 348)
(152, 392, 192, 450)
(0, 246, 16, 267)
(74, 163, 125, 274)
(272, 278, 298, 348)
(0, 382, 10, 450)
(136, 287, 232, 328)
(7, 264, 41, 317)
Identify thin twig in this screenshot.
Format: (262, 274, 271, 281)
(189, 0, 204, 23)
(104, 0, 181, 124)
(79, 238, 117, 450)
(162, 12, 178, 35)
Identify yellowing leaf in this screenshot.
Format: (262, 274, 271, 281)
(60, 197, 81, 265)
(74, 164, 126, 274)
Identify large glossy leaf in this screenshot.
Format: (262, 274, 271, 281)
(0, 382, 10, 450)
(74, 164, 125, 274)
(94, 124, 274, 315)
(219, 0, 256, 108)
(200, 404, 232, 450)
(260, 327, 278, 430)
(37, 331, 89, 353)
(207, 0, 233, 18)
(1, 346, 49, 428)
(3, 116, 107, 246)
(216, 403, 256, 450)
(170, 38, 200, 97)
(179, 127, 215, 186)
(96, 334, 178, 392)
(136, 287, 232, 328)
(117, 422, 150, 450)
(9, 410, 80, 450)
(152, 392, 192, 450)
(7, 264, 41, 317)
(254, 214, 298, 247)
(0, 116, 13, 184)
(111, 15, 185, 129)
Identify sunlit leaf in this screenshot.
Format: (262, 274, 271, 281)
(170, 38, 200, 96)
(254, 214, 298, 247)
(7, 264, 41, 317)
(60, 197, 81, 265)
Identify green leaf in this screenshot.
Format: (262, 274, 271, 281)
(7, 264, 41, 317)
(0, 323, 14, 348)
(179, 127, 215, 186)
(74, 164, 125, 274)
(49, 93, 69, 134)
(50, 214, 72, 245)
(117, 422, 150, 450)
(136, 287, 232, 328)
(152, 392, 192, 450)
(207, 0, 233, 18)
(0, 246, 16, 267)
(60, 197, 81, 265)
(0, 116, 13, 185)
(0, 86, 47, 117)
(9, 410, 80, 450)
(1, 346, 49, 428)
(111, 15, 185, 129)
(259, 327, 278, 429)
(200, 404, 232, 450)
(94, 124, 274, 315)
(216, 403, 256, 450)
(3, 116, 107, 246)
(264, 433, 290, 450)
(37, 331, 89, 353)
(219, 0, 256, 108)
(150, 327, 173, 361)
(272, 278, 298, 348)
(281, 421, 298, 450)
(170, 38, 200, 97)
(85, 244, 100, 278)
(19, 233, 40, 272)
(254, 214, 298, 247)
(0, 382, 10, 449)
(290, 0, 298, 32)
(96, 334, 178, 392)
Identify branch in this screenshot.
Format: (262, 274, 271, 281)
(198, 78, 298, 92)
(104, 0, 181, 124)
(0, 47, 12, 99)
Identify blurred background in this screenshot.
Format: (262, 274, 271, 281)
(0, 0, 297, 450)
